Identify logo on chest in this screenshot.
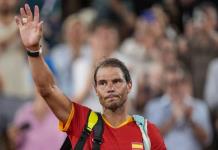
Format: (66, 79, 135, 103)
(131, 142, 143, 150)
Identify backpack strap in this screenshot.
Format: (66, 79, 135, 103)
(133, 115, 151, 150)
(60, 136, 72, 150)
(74, 110, 99, 150)
(92, 112, 104, 150)
(60, 110, 98, 150)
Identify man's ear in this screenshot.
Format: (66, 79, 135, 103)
(94, 85, 99, 96)
(127, 82, 132, 93)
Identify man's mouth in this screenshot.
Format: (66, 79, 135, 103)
(105, 94, 120, 100)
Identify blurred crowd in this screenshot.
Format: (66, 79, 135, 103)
(0, 0, 218, 150)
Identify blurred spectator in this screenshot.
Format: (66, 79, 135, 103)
(146, 65, 212, 150)
(152, 5, 176, 40)
(0, 0, 33, 98)
(0, 74, 3, 92)
(0, 96, 26, 150)
(41, 0, 62, 48)
(0, 74, 26, 150)
(91, 0, 163, 35)
(61, 0, 91, 20)
(91, 0, 136, 39)
(185, 2, 218, 99)
(50, 12, 92, 97)
(89, 19, 121, 63)
(157, 38, 178, 67)
(120, 7, 176, 65)
(163, 0, 199, 32)
(211, 107, 218, 149)
(129, 73, 151, 115)
(176, 36, 191, 71)
(162, 0, 181, 32)
(7, 90, 65, 150)
(120, 10, 157, 63)
(129, 62, 164, 115)
(183, 18, 194, 39)
(204, 58, 218, 110)
(147, 63, 164, 98)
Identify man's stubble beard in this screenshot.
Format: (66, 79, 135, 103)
(100, 95, 127, 112)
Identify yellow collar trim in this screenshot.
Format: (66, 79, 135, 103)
(102, 115, 133, 128)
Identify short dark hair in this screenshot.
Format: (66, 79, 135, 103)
(94, 58, 132, 86)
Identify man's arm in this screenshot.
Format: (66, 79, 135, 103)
(15, 4, 72, 124)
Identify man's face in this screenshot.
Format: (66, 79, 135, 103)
(95, 67, 132, 111)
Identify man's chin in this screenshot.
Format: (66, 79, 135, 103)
(101, 97, 126, 112)
(107, 105, 119, 112)
(105, 101, 122, 112)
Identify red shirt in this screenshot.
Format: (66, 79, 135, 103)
(59, 103, 166, 150)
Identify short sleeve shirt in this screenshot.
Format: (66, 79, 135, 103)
(59, 103, 166, 150)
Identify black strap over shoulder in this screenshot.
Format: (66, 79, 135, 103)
(92, 113, 104, 150)
(74, 110, 92, 150)
(60, 136, 72, 150)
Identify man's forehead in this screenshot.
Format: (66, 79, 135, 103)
(96, 67, 124, 80)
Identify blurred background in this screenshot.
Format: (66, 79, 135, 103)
(0, 0, 218, 149)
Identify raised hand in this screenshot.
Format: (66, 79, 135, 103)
(15, 4, 43, 51)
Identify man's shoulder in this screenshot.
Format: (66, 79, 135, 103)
(147, 120, 158, 129)
(147, 120, 166, 149)
(63, 102, 92, 132)
(73, 102, 91, 112)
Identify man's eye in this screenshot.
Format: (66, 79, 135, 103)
(113, 79, 122, 84)
(98, 81, 106, 86)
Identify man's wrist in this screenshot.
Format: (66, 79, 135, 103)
(26, 44, 41, 51)
(26, 46, 42, 57)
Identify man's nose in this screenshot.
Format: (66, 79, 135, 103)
(107, 82, 115, 92)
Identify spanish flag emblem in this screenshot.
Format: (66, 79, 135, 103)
(132, 142, 143, 150)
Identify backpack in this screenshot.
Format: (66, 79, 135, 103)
(60, 111, 151, 150)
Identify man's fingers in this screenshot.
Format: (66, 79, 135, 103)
(37, 21, 43, 33)
(14, 16, 22, 28)
(20, 7, 27, 18)
(33, 5, 39, 23)
(25, 4, 33, 22)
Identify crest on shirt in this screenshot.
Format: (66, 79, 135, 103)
(131, 142, 143, 150)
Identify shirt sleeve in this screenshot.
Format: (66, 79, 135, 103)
(59, 104, 75, 132)
(147, 121, 166, 150)
(59, 102, 91, 137)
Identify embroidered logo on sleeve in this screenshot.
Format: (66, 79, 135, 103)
(132, 142, 143, 150)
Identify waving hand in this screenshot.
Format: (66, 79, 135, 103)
(15, 4, 42, 50)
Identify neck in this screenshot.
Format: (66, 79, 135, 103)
(102, 104, 130, 127)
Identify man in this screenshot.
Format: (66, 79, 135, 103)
(15, 4, 166, 149)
